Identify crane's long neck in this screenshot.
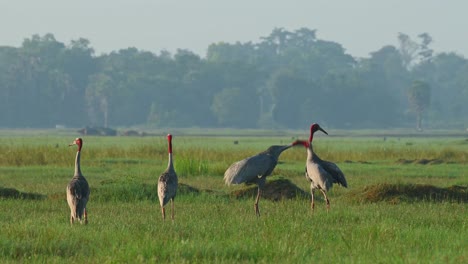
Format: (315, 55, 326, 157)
(74, 151, 82, 176)
(167, 139, 174, 170)
(308, 128, 317, 160)
(306, 143, 315, 161)
(167, 153, 174, 170)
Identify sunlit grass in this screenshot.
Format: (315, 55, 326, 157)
(0, 198, 465, 263)
(0, 132, 467, 262)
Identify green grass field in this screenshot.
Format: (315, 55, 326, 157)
(0, 130, 466, 263)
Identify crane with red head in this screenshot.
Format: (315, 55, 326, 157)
(293, 123, 347, 211)
(157, 134, 178, 221)
(67, 138, 90, 225)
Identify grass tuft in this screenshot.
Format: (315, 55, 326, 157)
(176, 158, 209, 176)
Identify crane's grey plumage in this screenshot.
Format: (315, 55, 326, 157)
(310, 156, 347, 189)
(295, 123, 347, 211)
(224, 143, 293, 216)
(157, 134, 178, 221)
(67, 138, 90, 225)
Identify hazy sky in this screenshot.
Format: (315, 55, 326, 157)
(1, 1, 466, 58)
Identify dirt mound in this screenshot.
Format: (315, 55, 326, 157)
(414, 159, 444, 165)
(396, 158, 444, 165)
(231, 178, 309, 201)
(77, 126, 117, 136)
(344, 160, 371, 164)
(0, 187, 45, 200)
(178, 183, 201, 195)
(395, 159, 413, 164)
(348, 183, 467, 204)
(120, 130, 150, 137)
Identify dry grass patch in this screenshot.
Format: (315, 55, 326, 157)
(395, 158, 445, 165)
(0, 186, 45, 200)
(348, 183, 467, 204)
(230, 178, 309, 201)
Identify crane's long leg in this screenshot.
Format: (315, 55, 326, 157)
(254, 186, 261, 217)
(310, 187, 315, 211)
(161, 206, 166, 221)
(254, 178, 266, 217)
(319, 189, 330, 211)
(84, 208, 88, 225)
(70, 214, 74, 225)
(171, 199, 175, 221)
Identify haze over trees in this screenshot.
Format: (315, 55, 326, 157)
(407, 80, 431, 131)
(0, 28, 467, 129)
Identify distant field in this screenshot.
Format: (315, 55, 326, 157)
(0, 129, 466, 263)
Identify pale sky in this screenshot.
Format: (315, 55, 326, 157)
(1, 0, 466, 58)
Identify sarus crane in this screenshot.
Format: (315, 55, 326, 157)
(293, 123, 347, 211)
(67, 138, 90, 225)
(224, 142, 294, 216)
(157, 134, 178, 221)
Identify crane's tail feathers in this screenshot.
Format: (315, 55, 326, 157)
(320, 160, 348, 188)
(223, 174, 238, 185)
(70, 207, 77, 220)
(73, 200, 87, 222)
(336, 175, 348, 188)
(224, 177, 243, 185)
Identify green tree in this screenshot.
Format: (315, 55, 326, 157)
(86, 73, 113, 127)
(407, 80, 431, 130)
(356, 45, 410, 127)
(412, 52, 468, 127)
(268, 70, 310, 128)
(211, 87, 259, 128)
(13, 34, 75, 127)
(398, 32, 434, 70)
(398, 33, 419, 70)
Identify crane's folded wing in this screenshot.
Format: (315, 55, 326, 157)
(224, 154, 275, 185)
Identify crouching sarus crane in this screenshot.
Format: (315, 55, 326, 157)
(67, 138, 90, 225)
(293, 123, 347, 211)
(224, 142, 294, 216)
(158, 134, 178, 221)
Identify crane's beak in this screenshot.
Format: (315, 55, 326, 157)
(68, 141, 77, 147)
(277, 144, 294, 154)
(283, 144, 293, 150)
(318, 126, 328, 135)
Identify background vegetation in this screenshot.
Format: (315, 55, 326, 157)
(0, 131, 466, 263)
(1, 28, 467, 129)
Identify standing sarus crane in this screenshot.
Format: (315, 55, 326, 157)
(224, 142, 294, 216)
(294, 123, 347, 211)
(67, 138, 90, 225)
(157, 134, 178, 221)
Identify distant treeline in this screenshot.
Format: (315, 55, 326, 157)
(1, 28, 467, 129)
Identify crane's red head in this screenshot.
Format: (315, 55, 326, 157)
(309, 123, 328, 142)
(167, 134, 173, 154)
(69, 138, 83, 151)
(292, 139, 309, 148)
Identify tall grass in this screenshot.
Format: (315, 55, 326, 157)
(1, 136, 466, 167)
(176, 158, 209, 176)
